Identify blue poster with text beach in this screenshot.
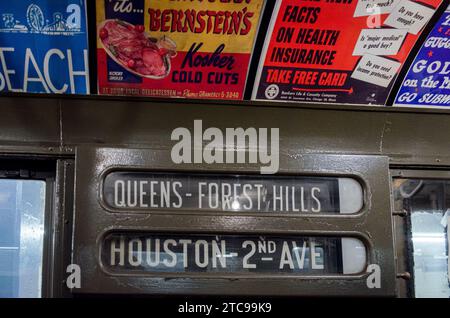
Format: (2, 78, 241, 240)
(394, 6, 450, 108)
(0, 0, 89, 94)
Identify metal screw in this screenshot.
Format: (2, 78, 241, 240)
(396, 272, 411, 280)
(393, 210, 408, 217)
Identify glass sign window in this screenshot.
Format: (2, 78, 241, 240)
(102, 233, 367, 275)
(103, 172, 363, 214)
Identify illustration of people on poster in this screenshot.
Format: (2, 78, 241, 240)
(395, 5, 450, 108)
(0, 0, 89, 94)
(252, 0, 443, 105)
(97, 0, 264, 100)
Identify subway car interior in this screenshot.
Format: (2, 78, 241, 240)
(0, 0, 450, 301)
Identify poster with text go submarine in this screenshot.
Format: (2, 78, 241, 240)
(252, 0, 442, 105)
(97, 0, 264, 100)
(0, 0, 89, 94)
(394, 5, 450, 108)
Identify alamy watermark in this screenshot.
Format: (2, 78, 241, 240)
(366, 264, 381, 289)
(66, 264, 81, 289)
(170, 120, 280, 174)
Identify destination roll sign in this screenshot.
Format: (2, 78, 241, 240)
(103, 172, 363, 214)
(102, 233, 367, 275)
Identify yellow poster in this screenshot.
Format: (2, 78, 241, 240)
(97, 0, 265, 99)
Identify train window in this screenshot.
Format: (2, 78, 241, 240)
(0, 179, 46, 298)
(393, 179, 450, 298)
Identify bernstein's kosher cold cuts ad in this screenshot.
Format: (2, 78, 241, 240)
(252, 0, 443, 105)
(0, 0, 89, 94)
(97, 0, 264, 99)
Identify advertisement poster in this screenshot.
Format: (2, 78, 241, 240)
(0, 0, 89, 94)
(252, 0, 442, 105)
(97, 0, 264, 100)
(394, 5, 450, 108)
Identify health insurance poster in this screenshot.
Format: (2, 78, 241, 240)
(0, 0, 89, 94)
(97, 0, 264, 100)
(252, 0, 443, 105)
(394, 5, 450, 108)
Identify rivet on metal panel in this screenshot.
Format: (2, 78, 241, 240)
(19, 169, 29, 178)
(392, 210, 408, 217)
(396, 272, 411, 280)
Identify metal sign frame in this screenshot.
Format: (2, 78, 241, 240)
(72, 147, 396, 296)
